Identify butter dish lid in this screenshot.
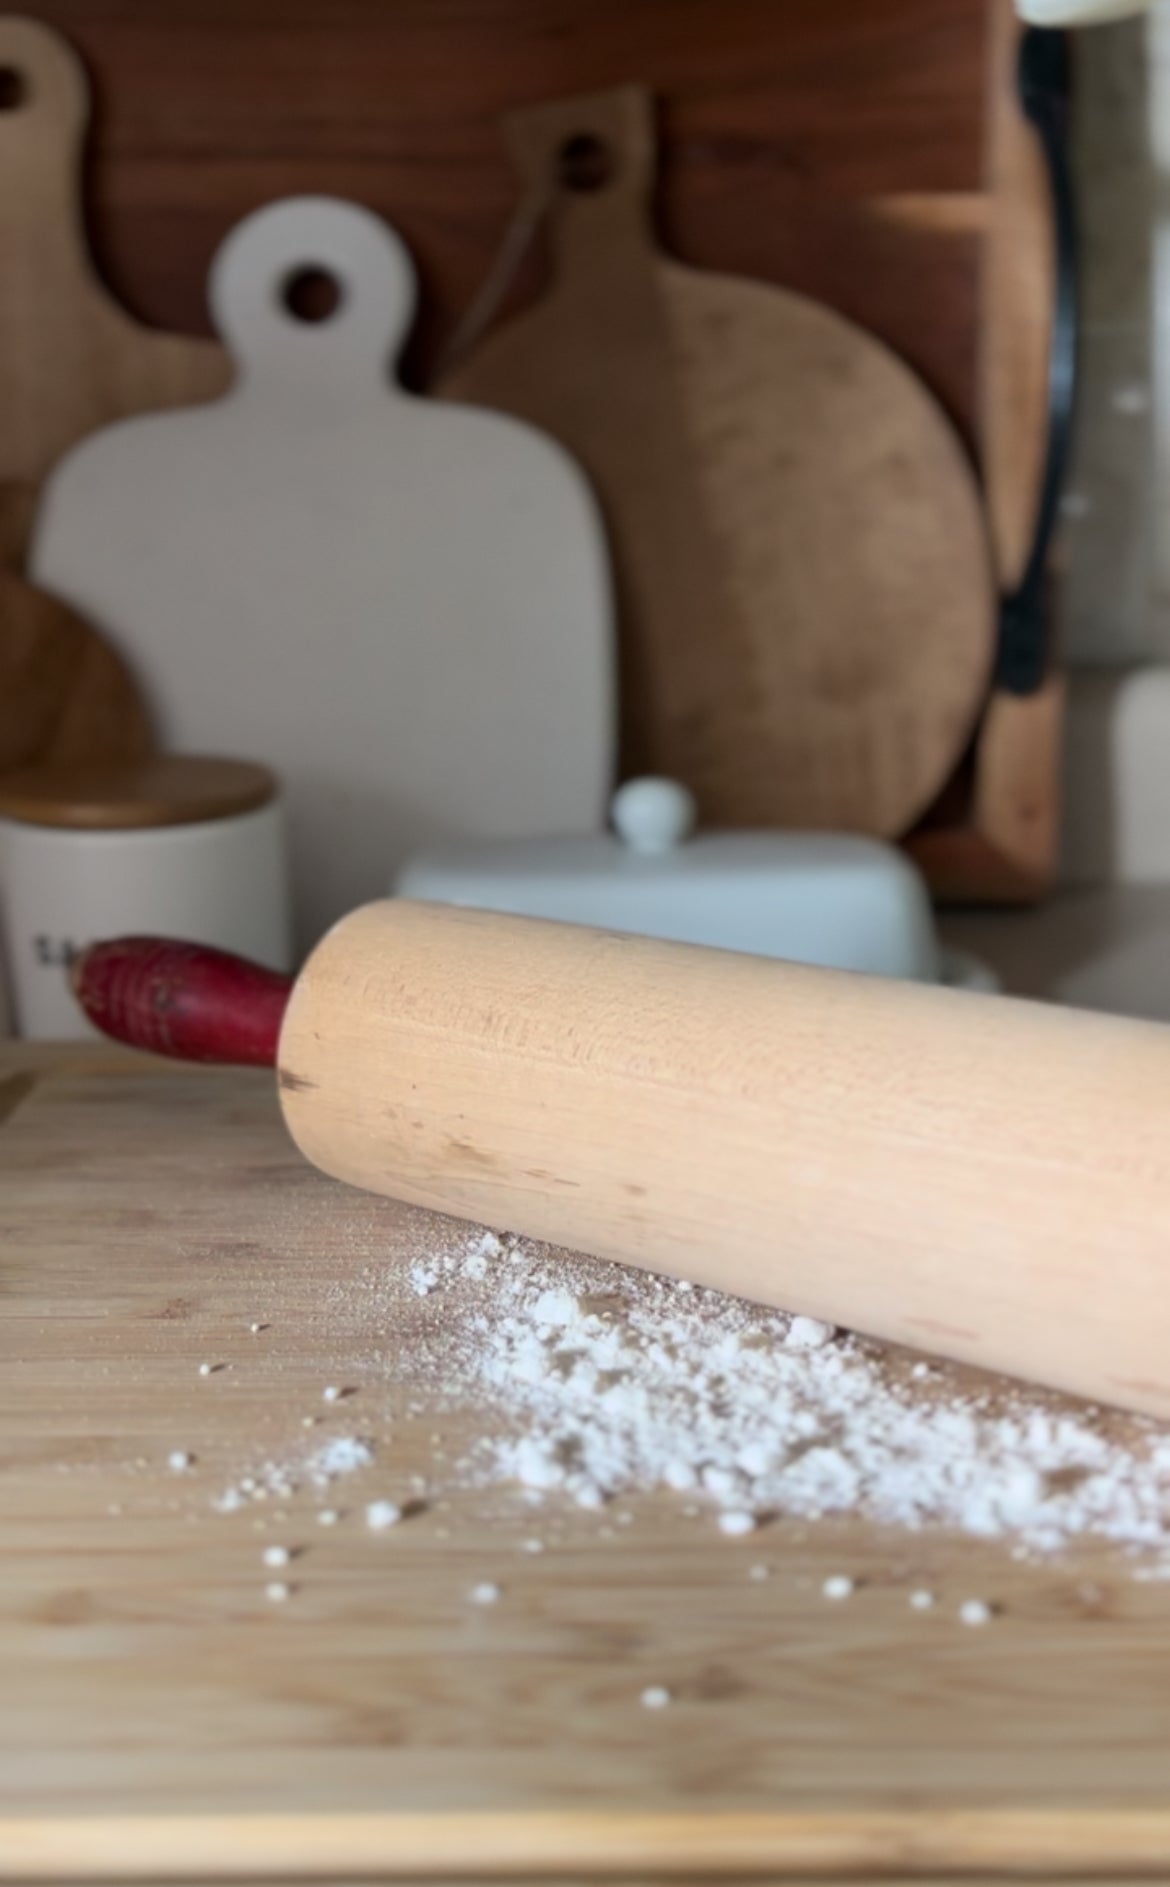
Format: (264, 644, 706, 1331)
(396, 778, 941, 983)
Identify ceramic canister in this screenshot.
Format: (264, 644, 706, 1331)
(0, 756, 292, 1038)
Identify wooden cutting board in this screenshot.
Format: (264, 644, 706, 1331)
(31, 197, 614, 948)
(0, 556, 152, 775)
(439, 86, 996, 840)
(4, 1043, 1170, 1883)
(907, 0, 1067, 904)
(0, 15, 228, 566)
(0, 13, 211, 790)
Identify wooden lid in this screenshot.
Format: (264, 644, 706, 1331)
(0, 755, 277, 829)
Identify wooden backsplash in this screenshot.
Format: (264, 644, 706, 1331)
(18, 0, 988, 438)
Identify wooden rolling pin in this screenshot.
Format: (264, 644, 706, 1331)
(75, 901, 1170, 1418)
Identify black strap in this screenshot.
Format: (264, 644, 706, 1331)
(995, 25, 1078, 695)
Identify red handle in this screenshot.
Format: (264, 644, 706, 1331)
(71, 937, 292, 1066)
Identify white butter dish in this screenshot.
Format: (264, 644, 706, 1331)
(396, 778, 978, 987)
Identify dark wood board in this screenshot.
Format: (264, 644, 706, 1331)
(13, 0, 987, 438)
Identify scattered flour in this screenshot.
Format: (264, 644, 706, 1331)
(823, 1574, 854, 1601)
(959, 1598, 994, 1627)
(309, 1436, 373, 1484)
(213, 1435, 373, 1512)
(718, 1511, 756, 1537)
(785, 1316, 836, 1352)
(348, 1229, 1170, 1565)
(366, 1499, 402, 1530)
(641, 1685, 671, 1709)
(197, 1227, 1170, 1574)
(469, 1581, 501, 1605)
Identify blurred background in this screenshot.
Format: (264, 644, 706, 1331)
(2, 0, 1169, 1033)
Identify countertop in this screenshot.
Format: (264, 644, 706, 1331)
(942, 884, 1170, 1023)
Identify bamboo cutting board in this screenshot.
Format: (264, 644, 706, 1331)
(439, 86, 995, 840)
(32, 198, 614, 947)
(5, 1045, 1170, 1882)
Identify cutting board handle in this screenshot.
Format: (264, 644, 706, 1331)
(504, 85, 657, 277)
(0, 16, 94, 318)
(208, 197, 417, 393)
(73, 936, 290, 1066)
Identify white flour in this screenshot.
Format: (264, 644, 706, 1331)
(358, 1229, 1170, 1563)
(214, 1434, 374, 1511)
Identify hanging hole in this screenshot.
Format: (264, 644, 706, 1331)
(280, 265, 344, 324)
(558, 133, 612, 193)
(0, 67, 28, 111)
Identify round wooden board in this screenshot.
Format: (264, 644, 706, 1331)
(440, 85, 996, 837)
(0, 564, 153, 777)
(662, 260, 994, 832)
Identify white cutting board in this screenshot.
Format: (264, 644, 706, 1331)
(32, 198, 614, 947)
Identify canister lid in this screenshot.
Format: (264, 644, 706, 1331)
(0, 756, 277, 830)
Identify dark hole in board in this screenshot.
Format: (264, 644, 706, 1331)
(280, 266, 344, 324)
(0, 67, 28, 110)
(558, 132, 613, 193)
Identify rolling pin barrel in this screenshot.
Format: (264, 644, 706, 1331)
(278, 901, 1170, 1418)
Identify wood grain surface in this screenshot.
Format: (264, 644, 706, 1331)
(0, 16, 228, 554)
(12, 0, 987, 436)
(980, 0, 1056, 596)
(906, 0, 1064, 903)
(5, 1047, 1170, 1880)
(967, 0, 1064, 898)
(0, 565, 152, 777)
(911, 673, 1066, 903)
(280, 898, 1170, 1419)
(440, 85, 994, 837)
(7, 1879, 1153, 1887)
(0, 755, 275, 830)
(6, 0, 1008, 882)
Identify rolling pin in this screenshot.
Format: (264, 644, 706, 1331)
(74, 900, 1170, 1418)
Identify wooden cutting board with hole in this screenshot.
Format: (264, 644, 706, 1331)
(439, 85, 996, 839)
(0, 15, 229, 565)
(31, 197, 614, 947)
(0, 15, 218, 782)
